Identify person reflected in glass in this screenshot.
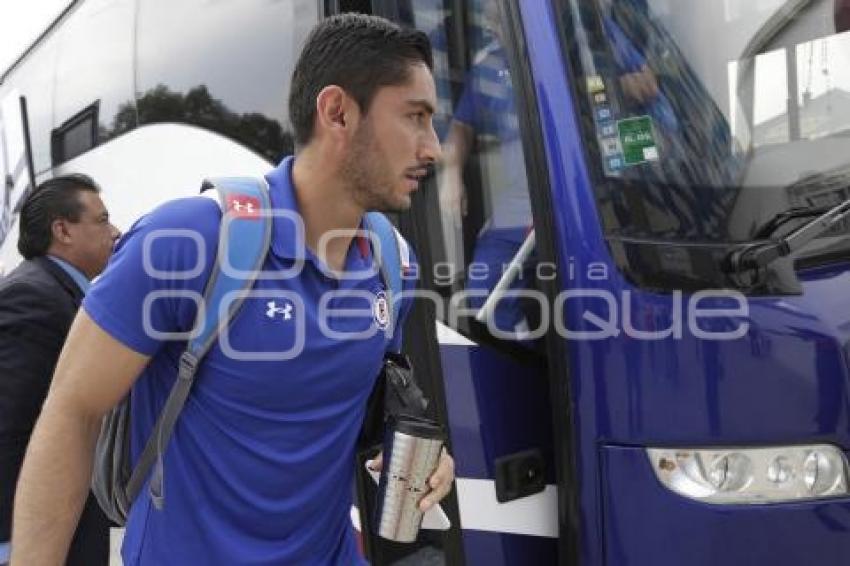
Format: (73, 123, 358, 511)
(438, 1, 538, 340)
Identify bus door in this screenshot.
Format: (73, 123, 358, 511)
(343, 0, 576, 564)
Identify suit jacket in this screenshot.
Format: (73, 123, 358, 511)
(0, 256, 110, 565)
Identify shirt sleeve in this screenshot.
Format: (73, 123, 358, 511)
(451, 48, 503, 137)
(83, 197, 221, 356)
(603, 15, 646, 72)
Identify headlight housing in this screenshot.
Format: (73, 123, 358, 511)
(647, 445, 849, 504)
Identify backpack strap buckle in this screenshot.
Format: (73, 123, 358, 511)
(177, 352, 199, 382)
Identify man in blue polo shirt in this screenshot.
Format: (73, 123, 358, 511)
(12, 14, 452, 565)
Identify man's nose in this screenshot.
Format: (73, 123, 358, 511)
(109, 224, 121, 241)
(419, 124, 442, 165)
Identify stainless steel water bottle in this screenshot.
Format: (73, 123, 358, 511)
(374, 415, 444, 542)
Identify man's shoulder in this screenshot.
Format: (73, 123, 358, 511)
(136, 196, 222, 234)
(0, 260, 70, 323)
(0, 259, 60, 296)
(117, 197, 223, 256)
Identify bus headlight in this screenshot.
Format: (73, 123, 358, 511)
(803, 450, 844, 495)
(647, 445, 848, 504)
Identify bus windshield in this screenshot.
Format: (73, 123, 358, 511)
(557, 0, 850, 288)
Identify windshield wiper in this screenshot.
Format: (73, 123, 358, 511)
(726, 198, 850, 273)
(752, 205, 836, 239)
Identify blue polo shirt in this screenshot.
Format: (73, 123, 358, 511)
(83, 157, 415, 565)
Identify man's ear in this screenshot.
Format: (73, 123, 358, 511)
(315, 85, 359, 138)
(51, 218, 72, 245)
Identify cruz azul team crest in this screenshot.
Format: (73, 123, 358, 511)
(373, 290, 391, 330)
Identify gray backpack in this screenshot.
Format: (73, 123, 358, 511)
(91, 177, 406, 525)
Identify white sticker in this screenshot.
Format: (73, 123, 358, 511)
(643, 146, 659, 161)
(601, 138, 621, 157)
(587, 75, 605, 93)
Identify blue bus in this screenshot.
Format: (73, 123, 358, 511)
(2, 0, 850, 564)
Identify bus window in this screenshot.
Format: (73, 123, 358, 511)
(135, 0, 319, 164)
(52, 0, 136, 165)
(1, 38, 58, 176)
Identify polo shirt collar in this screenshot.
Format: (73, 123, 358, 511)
(265, 156, 300, 260)
(264, 157, 375, 272)
(47, 255, 91, 294)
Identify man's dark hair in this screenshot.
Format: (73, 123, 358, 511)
(17, 174, 101, 259)
(289, 13, 433, 147)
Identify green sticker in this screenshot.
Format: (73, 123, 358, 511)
(617, 116, 658, 165)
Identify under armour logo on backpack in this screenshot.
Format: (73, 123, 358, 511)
(266, 301, 293, 320)
(233, 200, 254, 213)
(226, 194, 261, 219)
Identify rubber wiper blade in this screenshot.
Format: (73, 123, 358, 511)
(753, 205, 836, 239)
(753, 169, 850, 238)
(726, 197, 850, 273)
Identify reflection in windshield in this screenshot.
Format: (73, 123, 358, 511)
(561, 0, 850, 246)
(558, 0, 850, 292)
(566, 0, 739, 242)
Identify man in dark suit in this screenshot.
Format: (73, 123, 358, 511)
(0, 174, 120, 565)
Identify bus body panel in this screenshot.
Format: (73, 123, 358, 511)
(438, 337, 558, 562)
(522, 1, 850, 564)
(462, 530, 560, 566)
(602, 444, 850, 565)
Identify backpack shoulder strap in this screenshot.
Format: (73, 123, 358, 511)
(189, 177, 274, 359)
(127, 177, 272, 509)
(364, 212, 408, 352)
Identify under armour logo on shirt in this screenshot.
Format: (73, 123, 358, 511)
(266, 301, 293, 321)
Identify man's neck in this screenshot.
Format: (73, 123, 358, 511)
(292, 150, 364, 272)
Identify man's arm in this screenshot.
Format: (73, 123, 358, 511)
(11, 309, 150, 565)
(0, 282, 72, 437)
(438, 120, 474, 220)
(0, 282, 72, 545)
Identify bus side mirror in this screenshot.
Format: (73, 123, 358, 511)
(837, 0, 850, 33)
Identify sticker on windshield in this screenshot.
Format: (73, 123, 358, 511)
(617, 115, 659, 166)
(587, 75, 605, 94)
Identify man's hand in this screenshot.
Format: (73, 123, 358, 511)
(367, 448, 455, 511)
(437, 120, 474, 228)
(438, 167, 468, 224)
(620, 64, 659, 105)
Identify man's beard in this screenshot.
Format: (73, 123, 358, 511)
(342, 121, 406, 213)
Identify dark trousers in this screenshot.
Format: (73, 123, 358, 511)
(67, 493, 112, 566)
